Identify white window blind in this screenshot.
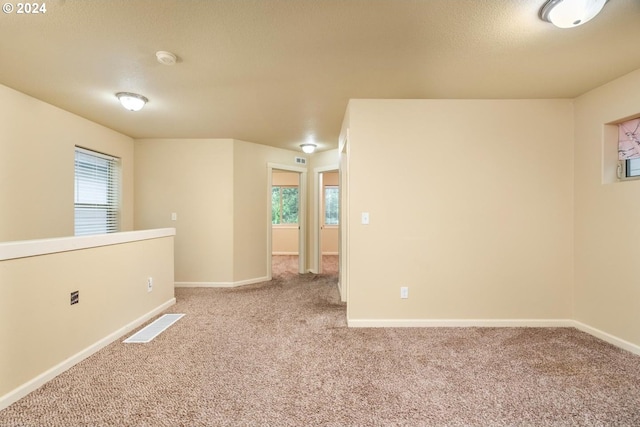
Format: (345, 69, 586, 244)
(74, 147, 120, 236)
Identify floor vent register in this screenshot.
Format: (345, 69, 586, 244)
(124, 314, 185, 343)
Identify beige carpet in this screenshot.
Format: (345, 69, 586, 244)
(1, 266, 640, 426)
(271, 254, 338, 277)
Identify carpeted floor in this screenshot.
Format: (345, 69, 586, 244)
(271, 255, 338, 277)
(1, 262, 640, 426)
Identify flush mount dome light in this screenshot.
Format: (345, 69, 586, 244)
(540, 0, 608, 28)
(300, 143, 317, 154)
(116, 92, 148, 111)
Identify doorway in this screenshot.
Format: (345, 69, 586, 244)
(271, 170, 300, 277)
(314, 168, 339, 275)
(267, 163, 307, 280)
(312, 165, 340, 275)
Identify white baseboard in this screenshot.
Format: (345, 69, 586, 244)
(0, 298, 176, 411)
(322, 252, 338, 256)
(573, 321, 640, 356)
(175, 276, 270, 288)
(347, 318, 574, 328)
(272, 252, 299, 256)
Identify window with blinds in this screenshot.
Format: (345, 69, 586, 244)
(74, 147, 120, 235)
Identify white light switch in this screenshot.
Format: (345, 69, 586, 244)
(171, 212, 177, 221)
(361, 212, 370, 225)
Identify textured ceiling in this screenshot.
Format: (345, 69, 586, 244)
(1, 0, 640, 151)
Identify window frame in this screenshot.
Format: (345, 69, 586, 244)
(617, 158, 640, 181)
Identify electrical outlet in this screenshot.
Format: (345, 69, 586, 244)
(147, 277, 153, 292)
(400, 286, 409, 299)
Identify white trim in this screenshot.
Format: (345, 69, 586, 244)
(573, 321, 640, 356)
(267, 163, 308, 174)
(322, 252, 339, 255)
(272, 251, 299, 255)
(339, 136, 350, 304)
(175, 276, 269, 288)
(0, 228, 176, 261)
(0, 298, 176, 411)
(266, 167, 274, 281)
(313, 170, 322, 274)
(347, 318, 574, 328)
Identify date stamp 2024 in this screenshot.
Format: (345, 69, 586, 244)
(3, 2, 47, 14)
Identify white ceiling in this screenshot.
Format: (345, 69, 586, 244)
(2, 0, 640, 152)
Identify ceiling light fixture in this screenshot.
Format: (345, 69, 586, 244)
(115, 92, 148, 112)
(300, 143, 317, 154)
(540, 0, 608, 28)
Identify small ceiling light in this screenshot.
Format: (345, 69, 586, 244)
(540, 0, 608, 28)
(156, 51, 177, 65)
(300, 143, 317, 154)
(115, 92, 148, 112)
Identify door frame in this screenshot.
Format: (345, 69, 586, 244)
(339, 133, 349, 303)
(313, 165, 339, 274)
(267, 163, 307, 279)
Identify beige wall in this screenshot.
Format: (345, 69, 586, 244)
(272, 171, 299, 186)
(573, 68, 640, 346)
(233, 140, 306, 281)
(344, 99, 574, 321)
(321, 227, 339, 254)
(0, 233, 175, 405)
(135, 138, 307, 284)
(0, 84, 134, 242)
(134, 139, 235, 283)
(323, 171, 339, 186)
(272, 227, 299, 254)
